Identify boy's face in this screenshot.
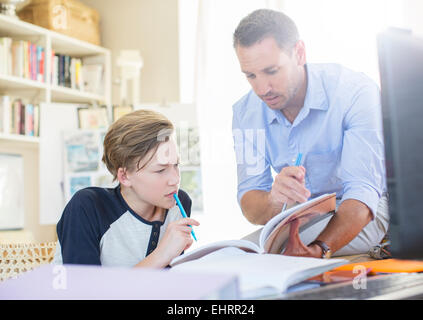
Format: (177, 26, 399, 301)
(124, 138, 181, 209)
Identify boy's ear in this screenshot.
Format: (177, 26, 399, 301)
(117, 167, 131, 187)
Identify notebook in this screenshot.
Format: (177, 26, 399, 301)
(170, 247, 347, 299)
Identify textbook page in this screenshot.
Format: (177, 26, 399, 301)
(170, 239, 262, 266)
(259, 193, 335, 249)
(170, 247, 347, 298)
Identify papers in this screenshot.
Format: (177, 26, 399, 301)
(171, 247, 347, 299)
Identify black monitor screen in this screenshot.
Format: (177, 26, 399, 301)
(378, 28, 423, 259)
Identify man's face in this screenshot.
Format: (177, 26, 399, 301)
(236, 37, 305, 111)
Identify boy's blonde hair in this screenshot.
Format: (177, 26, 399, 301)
(102, 109, 174, 181)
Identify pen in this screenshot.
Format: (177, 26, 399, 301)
(281, 153, 303, 212)
(173, 193, 198, 241)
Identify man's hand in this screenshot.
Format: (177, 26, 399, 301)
(282, 219, 322, 258)
(240, 165, 311, 225)
(269, 166, 311, 212)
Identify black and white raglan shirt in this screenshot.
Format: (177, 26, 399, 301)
(53, 185, 192, 267)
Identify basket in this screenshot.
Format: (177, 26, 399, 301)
(0, 242, 57, 281)
(17, 0, 101, 46)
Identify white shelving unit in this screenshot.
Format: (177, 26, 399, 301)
(0, 132, 39, 144)
(0, 13, 112, 232)
(0, 13, 111, 143)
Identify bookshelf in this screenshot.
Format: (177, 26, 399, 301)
(0, 12, 111, 236)
(0, 132, 39, 144)
(0, 13, 111, 143)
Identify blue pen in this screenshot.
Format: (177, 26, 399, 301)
(281, 153, 303, 212)
(173, 193, 198, 241)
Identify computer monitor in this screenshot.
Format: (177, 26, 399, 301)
(377, 28, 423, 259)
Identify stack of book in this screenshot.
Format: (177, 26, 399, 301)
(0, 96, 40, 137)
(0, 37, 45, 82)
(51, 51, 84, 90)
(0, 38, 85, 91)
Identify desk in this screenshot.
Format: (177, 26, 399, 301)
(0, 264, 239, 300)
(335, 253, 375, 263)
(281, 254, 423, 300)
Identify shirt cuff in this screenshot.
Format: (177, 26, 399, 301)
(340, 184, 381, 220)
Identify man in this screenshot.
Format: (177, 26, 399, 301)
(232, 9, 389, 258)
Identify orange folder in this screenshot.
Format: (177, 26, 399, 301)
(333, 259, 423, 273)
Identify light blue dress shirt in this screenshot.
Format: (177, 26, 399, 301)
(232, 63, 386, 218)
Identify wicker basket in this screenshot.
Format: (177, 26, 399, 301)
(0, 242, 57, 281)
(17, 0, 101, 46)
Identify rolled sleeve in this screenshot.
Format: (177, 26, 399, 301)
(339, 83, 386, 219)
(232, 106, 273, 205)
(236, 163, 273, 205)
(341, 183, 381, 219)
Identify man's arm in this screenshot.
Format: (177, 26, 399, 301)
(240, 190, 278, 225)
(283, 199, 373, 258)
(313, 199, 373, 253)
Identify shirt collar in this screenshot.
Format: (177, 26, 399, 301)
(303, 63, 329, 112)
(265, 63, 329, 125)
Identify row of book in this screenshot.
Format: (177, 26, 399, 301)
(0, 37, 45, 82)
(52, 53, 84, 90)
(0, 37, 86, 91)
(0, 96, 40, 137)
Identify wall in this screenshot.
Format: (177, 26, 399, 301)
(82, 0, 180, 105)
(404, 0, 423, 36)
(0, 142, 56, 243)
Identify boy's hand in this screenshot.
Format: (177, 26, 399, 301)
(154, 218, 200, 266)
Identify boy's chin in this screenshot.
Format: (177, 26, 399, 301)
(158, 197, 176, 210)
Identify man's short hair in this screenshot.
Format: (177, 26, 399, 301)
(233, 9, 299, 52)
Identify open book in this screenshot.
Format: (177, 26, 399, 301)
(170, 193, 336, 267)
(170, 247, 347, 299)
(169, 193, 342, 298)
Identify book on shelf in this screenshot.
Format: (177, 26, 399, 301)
(0, 37, 12, 75)
(0, 96, 40, 137)
(0, 96, 11, 134)
(1, 37, 88, 91)
(82, 55, 104, 95)
(52, 53, 84, 91)
(0, 37, 45, 82)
